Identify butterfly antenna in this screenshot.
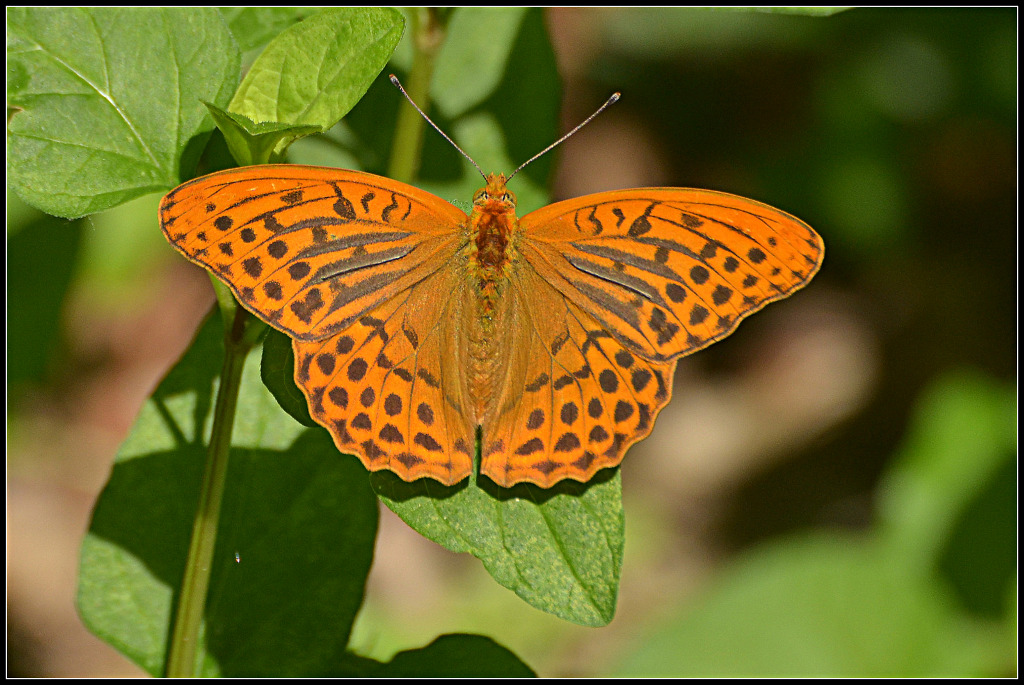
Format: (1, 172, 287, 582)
(390, 74, 486, 181)
(507, 91, 621, 182)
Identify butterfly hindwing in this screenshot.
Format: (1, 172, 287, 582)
(294, 260, 477, 484)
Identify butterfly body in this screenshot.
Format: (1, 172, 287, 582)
(161, 164, 823, 488)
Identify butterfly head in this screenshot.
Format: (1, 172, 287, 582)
(474, 173, 517, 211)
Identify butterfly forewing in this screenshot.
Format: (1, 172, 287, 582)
(519, 189, 824, 363)
(160, 165, 468, 341)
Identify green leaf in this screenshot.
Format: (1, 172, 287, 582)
(332, 634, 536, 677)
(875, 370, 1016, 555)
(386, 7, 531, 119)
(261, 328, 318, 428)
(301, 8, 560, 191)
(372, 469, 624, 627)
(218, 7, 317, 55)
(6, 7, 240, 218)
(230, 8, 404, 130)
(431, 8, 529, 119)
(376, 634, 537, 677)
(204, 101, 321, 165)
(875, 371, 1016, 616)
(77, 314, 379, 676)
(938, 456, 1016, 618)
(6, 210, 82, 392)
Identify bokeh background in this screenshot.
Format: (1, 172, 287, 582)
(7, 7, 1016, 677)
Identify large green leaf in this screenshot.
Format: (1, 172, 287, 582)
(372, 469, 624, 627)
(77, 315, 380, 676)
(6, 7, 239, 218)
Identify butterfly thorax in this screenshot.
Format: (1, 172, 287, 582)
(469, 173, 518, 311)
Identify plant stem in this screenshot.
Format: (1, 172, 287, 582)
(165, 304, 255, 677)
(388, 8, 445, 184)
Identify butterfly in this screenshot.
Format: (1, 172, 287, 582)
(159, 90, 823, 488)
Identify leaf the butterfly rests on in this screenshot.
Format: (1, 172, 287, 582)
(160, 165, 823, 487)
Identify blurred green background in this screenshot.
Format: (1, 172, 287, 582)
(7, 7, 1016, 677)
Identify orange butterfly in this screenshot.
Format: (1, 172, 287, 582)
(160, 99, 823, 488)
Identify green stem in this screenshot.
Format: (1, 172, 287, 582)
(387, 8, 445, 184)
(166, 304, 255, 677)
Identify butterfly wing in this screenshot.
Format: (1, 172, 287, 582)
(477, 188, 823, 485)
(160, 165, 467, 341)
(517, 188, 824, 363)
